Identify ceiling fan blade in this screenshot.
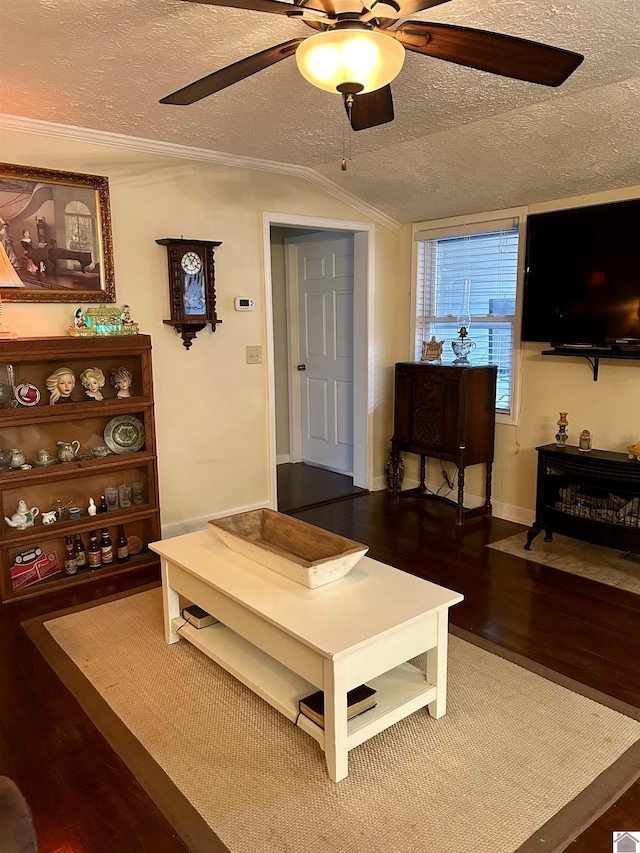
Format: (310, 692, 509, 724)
(345, 85, 395, 131)
(160, 39, 304, 104)
(395, 21, 583, 86)
(180, 0, 330, 20)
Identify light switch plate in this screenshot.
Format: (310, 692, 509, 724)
(246, 345, 262, 364)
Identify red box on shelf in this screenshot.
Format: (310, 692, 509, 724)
(10, 551, 61, 591)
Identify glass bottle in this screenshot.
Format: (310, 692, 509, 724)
(116, 525, 129, 563)
(100, 528, 114, 564)
(88, 530, 102, 570)
(64, 535, 78, 575)
(99, 494, 108, 514)
(73, 533, 87, 570)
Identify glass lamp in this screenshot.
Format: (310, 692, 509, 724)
(295, 29, 405, 95)
(451, 278, 475, 363)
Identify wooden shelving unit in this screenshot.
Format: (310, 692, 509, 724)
(0, 335, 161, 603)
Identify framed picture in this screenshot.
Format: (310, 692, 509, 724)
(0, 163, 115, 302)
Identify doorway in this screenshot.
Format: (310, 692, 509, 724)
(265, 214, 372, 511)
(285, 230, 355, 474)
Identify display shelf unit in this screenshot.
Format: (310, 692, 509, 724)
(0, 335, 161, 603)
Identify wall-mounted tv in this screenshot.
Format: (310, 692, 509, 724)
(521, 197, 640, 349)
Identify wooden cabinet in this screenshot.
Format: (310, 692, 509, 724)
(389, 362, 497, 525)
(0, 335, 161, 603)
(526, 444, 640, 553)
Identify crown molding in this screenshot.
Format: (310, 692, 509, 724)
(0, 113, 400, 232)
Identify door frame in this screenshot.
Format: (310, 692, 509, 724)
(285, 230, 355, 474)
(262, 212, 374, 503)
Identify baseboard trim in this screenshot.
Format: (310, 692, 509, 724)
(161, 501, 273, 540)
(372, 476, 534, 527)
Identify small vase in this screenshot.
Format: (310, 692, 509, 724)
(555, 412, 569, 447)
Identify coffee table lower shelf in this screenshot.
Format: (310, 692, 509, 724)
(171, 617, 437, 752)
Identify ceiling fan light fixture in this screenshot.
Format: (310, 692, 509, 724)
(295, 29, 405, 95)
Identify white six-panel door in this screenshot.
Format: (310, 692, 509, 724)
(290, 233, 354, 474)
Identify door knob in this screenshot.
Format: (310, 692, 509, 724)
(297, 364, 306, 371)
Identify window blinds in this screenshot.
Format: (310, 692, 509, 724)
(415, 226, 519, 414)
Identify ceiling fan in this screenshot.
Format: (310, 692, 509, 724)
(160, 0, 584, 131)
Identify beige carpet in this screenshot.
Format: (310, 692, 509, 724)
(488, 531, 640, 593)
(28, 586, 640, 853)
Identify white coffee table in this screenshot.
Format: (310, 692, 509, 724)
(150, 528, 463, 782)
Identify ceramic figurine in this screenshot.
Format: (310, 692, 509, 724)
(579, 429, 592, 452)
(121, 304, 135, 325)
(74, 307, 88, 329)
(79, 367, 106, 401)
(4, 499, 39, 529)
(87, 497, 97, 516)
(627, 441, 640, 461)
(421, 336, 445, 363)
(57, 440, 80, 462)
(9, 448, 25, 468)
(46, 367, 75, 405)
(110, 366, 133, 398)
(555, 412, 569, 447)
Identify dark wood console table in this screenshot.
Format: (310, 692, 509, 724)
(388, 362, 497, 525)
(526, 444, 640, 553)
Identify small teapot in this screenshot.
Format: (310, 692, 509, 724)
(5, 500, 39, 530)
(10, 448, 26, 468)
(57, 440, 80, 462)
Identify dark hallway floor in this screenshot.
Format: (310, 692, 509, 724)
(276, 462, 368, 513)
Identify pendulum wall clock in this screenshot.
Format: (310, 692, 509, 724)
(156, 238, 222, 349)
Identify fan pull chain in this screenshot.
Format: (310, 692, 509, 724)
(341, 94, 354, 171)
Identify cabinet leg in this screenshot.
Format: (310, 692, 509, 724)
(456, 469, 465, 526)
(484, 463, 493, 516)
(419, 455, 427, 494)
(524, 524, 542, 551)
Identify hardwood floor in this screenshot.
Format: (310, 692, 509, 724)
(276, 462, 368, 512)
(1, 491, 638, 851)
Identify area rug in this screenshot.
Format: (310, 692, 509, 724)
(488, 531, 640, 593)
(25, 586, 640, 853)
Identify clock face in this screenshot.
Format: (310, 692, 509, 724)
(181, 251, 202, 275)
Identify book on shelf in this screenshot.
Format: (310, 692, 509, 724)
(182, 604, 219, 629)
(298, 684, 377, 729)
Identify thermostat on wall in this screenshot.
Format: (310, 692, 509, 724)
(234, 297, 255, 311)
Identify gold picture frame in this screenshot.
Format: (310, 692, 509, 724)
(0, 163, 115, 302)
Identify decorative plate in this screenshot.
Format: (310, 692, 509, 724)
(104, 415, 145, 455)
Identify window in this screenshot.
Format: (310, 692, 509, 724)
(413, 210, 525, 420)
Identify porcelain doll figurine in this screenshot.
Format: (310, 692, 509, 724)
(46, 367, 75, 405)
(110, 366, 133, 398)
(79, 367, 106, 401)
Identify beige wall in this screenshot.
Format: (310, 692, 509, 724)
(3, 126, 638, 531)
(0, 128, 404, 533)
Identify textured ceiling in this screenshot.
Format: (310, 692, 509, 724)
(1, 0, 639, 224)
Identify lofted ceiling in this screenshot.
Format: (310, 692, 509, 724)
(1, 0, 639, 225)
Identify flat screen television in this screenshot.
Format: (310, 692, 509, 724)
(521, 198, 640, 349)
